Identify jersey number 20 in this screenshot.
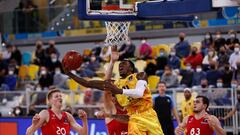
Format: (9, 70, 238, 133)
(56, 127, 66, 135)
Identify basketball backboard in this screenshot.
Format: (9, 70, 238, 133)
(78, 0, 216, 21)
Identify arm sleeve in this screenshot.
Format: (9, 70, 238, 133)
(122, 80, 147, 98)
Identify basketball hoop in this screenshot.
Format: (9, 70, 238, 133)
(105, 21, 131, 46)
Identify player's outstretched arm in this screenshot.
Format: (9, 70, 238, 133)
(66, 71, 105, 90)
(104, 45, 119, 113)
(175, 116, 188, 135)
(206, 115, 226, 135)
(67, 110, 88, 135)
(104, 72, 148, 98)
(26, 110, 48, 135)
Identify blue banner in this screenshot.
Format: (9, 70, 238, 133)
(0, 118, 107, 135)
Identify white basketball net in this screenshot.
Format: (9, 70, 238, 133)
(105, 21, 131, 46)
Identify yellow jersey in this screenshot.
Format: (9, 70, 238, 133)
(114, 73, 153, 115)
(181, 97, 194, 118)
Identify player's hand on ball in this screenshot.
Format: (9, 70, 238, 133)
(78, 109, 87, 120)
(32, 114, 40, 125)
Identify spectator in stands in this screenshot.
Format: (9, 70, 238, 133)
(214, 31, 226, 52)
(222, 92, 240, 121)
(229, 43, 240, 70)
(192, 65, 206, 86)
(168, 49, 180, 70)
(161, 65, 179, 88)
(27, 104, 37, 116)
(118, 38, 135, 60)
(38, 66, 53, 89)
(156, 48, 168, 77)
(231, 80, 238, 89)
(200, 79, 209, 89)
(226, 30, 239, 49)
(4, 69, 17, 90)
(233, 61, 240, 84)
(180, 63, 194, 87)
(144, 62, 157, 76)
(99, 46, 111, 62)
(181, 88, 194, 118)
(10, 45, 22, 66)
(216, 78, 224, 88)
(45, 40, 60, 59)
(80, 55, 100, 77)
(218, 46, 230, 70)
(221, 64, 233, 88)
(45, 53, 62, 73)
(12, 106, 25, 116)
(174, 32, 191, 58)
(184, 46, 203, 69)
(138, 38, 152, 60)
(91, 42, 102, 57)
(0, 68, 7, 90)
(33, 40, 46, 66)
(206, 62, 222, 87)
(202, 47, 218, 70)
(153, 81, 180, 135)
(53, 67, 68, 89)
(2, 44, 13, 62)
(201, 32, 213, 55)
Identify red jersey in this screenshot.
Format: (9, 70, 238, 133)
(41, 109, 70, 135)
(106, 107, 128, 135)
(186, 115, 214, 135)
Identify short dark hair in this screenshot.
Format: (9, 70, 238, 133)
(158, 81, 166, 86)
(196, 95, 209, 110)
(123, 59, 135, 73)
(47, 89, 61, 100)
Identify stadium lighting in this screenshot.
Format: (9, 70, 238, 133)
(1, 42, 6, 47)
(61, 17, 65, 22)
(66, 13, 70, 17)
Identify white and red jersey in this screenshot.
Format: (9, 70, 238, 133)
(186, 115, 214, 135)
(41, 109, 70, 135)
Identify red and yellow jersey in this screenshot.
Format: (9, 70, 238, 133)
(186, 115, 214, 135)
(114, 73, 153, 115)
(41, 109, 70, 135)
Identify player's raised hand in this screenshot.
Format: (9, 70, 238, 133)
(95, 111, 106, 119)
(78, 109, 87, 121)
(32, 114, 40, 125)
(175, 124, 184, 135)
(111, 45, 119, 62)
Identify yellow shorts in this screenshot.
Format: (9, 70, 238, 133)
(128, 108, 164, 135)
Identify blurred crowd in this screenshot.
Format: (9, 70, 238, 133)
(0, 29, 239, 117)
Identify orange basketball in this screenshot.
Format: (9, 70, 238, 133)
(62, 50, 83, 70)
